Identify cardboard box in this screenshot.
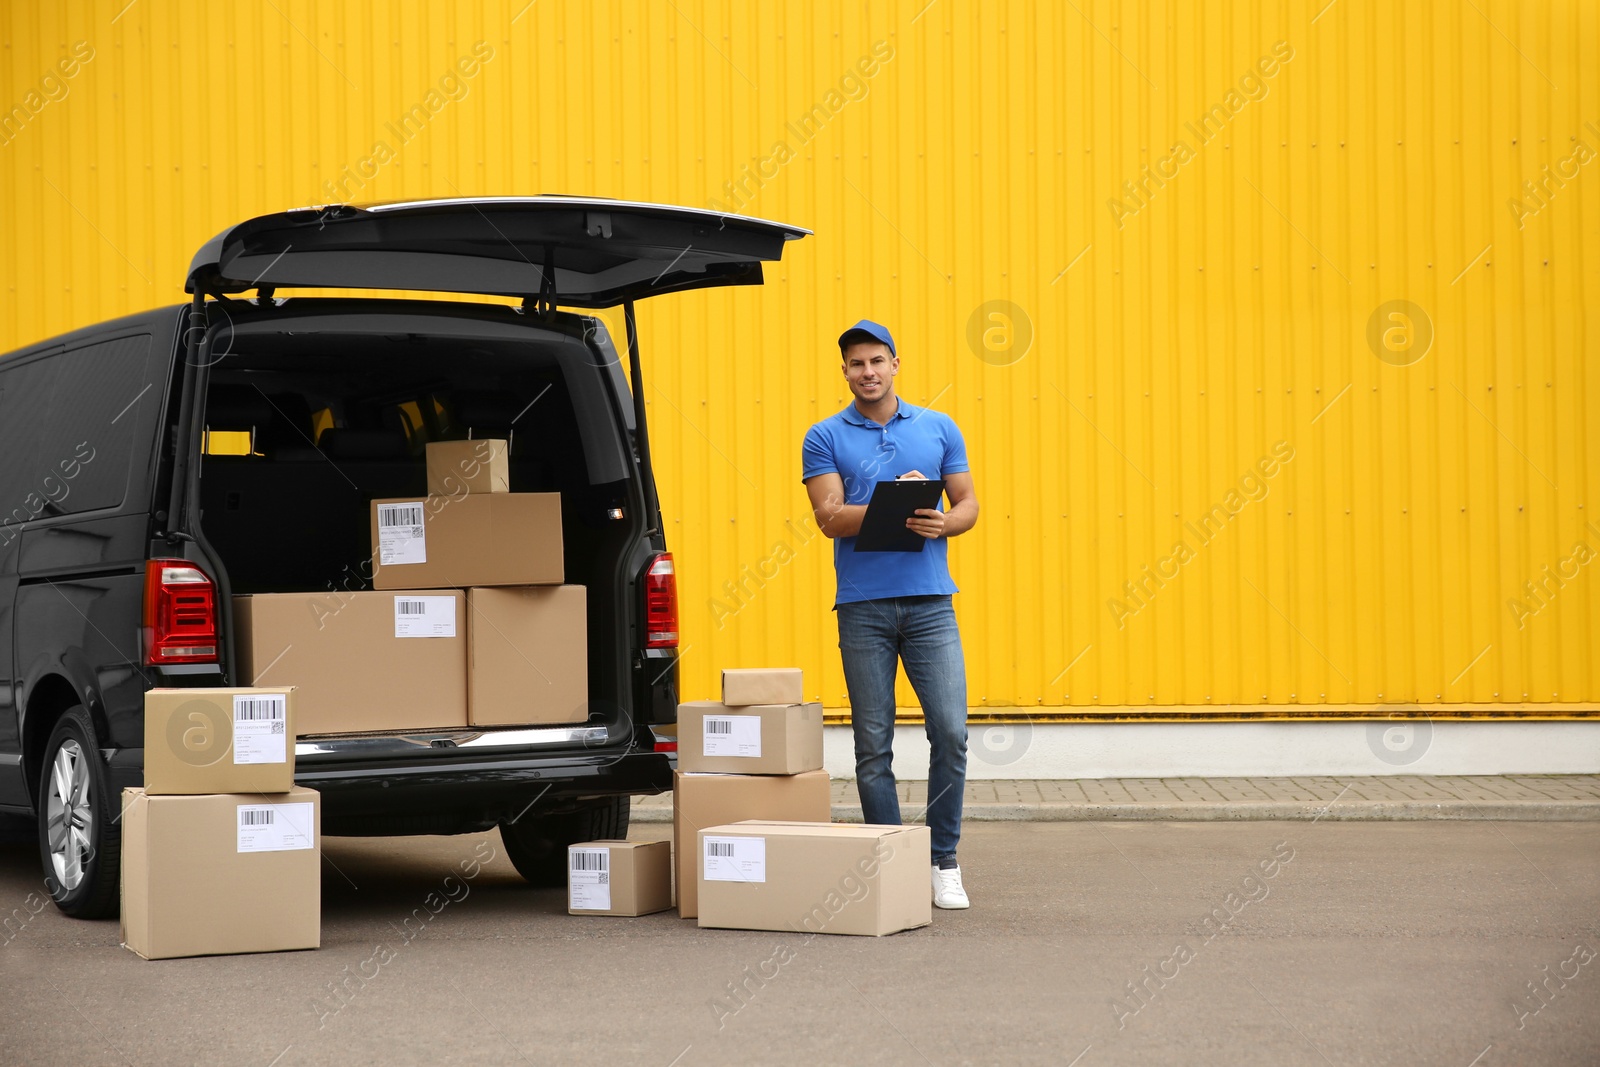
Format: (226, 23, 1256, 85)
(234, 591, 468, 735)
(120, 786, 321, 959)
(673, 769, 831, 919)
(371, 493, 562, 590)
(143, 687, 296, 795)
(426, 438, 509, 496)
(676, 701, 823, 775)
(467, 586, 588, 726)
(568, 840, 672, 916)
(696, 821, 931, 937)
(721, 668, 804, 707)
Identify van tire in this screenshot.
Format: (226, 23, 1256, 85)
(37, 707, 121, 920)
(497, 797, 631, 887)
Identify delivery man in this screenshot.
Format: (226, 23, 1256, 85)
(801, 319, 979, 910)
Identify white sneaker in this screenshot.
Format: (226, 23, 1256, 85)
(931, 864, 970, 909)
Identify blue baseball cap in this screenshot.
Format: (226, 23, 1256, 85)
(838, 319, 896, 357)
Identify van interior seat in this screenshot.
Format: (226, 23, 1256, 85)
(203, 384, 276, 432)
(319, 428, 409, 461)
(451, 391, 525, 431)
(201, 396, 423, 594)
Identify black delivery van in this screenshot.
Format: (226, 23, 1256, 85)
(0, 197, 810, 917)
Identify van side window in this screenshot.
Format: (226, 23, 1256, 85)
(36, 335, 157, 517)
(0, 356, 53, 532)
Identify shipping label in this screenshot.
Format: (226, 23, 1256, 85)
(237, 801, 315, 853)
(704, 835, 766, 883)
(569, 846, 612, 911)
(377, 502, 427, 565)
(232, 693, 287, 765)
(703, 714, 761, 758)
(394, 595, 457, 638)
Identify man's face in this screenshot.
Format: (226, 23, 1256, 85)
(842, 341, 898, 403)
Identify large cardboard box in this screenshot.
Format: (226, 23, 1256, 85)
(467, 585, 588, 726)
(673, 769, 831, 919)
(676, 701, 823, 775)
(371, 493, 562, 590)
(426, 438, 509, 496)
(721, 668, 804, 707)
(233, 591, 468, 735)
(568, 840, 672, 916)
(696, 821, 932, 937)
(120, 786, 321, 959)
(143, 687, 296, 795)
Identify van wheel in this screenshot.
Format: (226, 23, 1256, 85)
(37, 707, 121, 919)
(497, 797, 631, 887)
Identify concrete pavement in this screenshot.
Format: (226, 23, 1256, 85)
(635, 774, 1600, 821)
(2, 820, 1597, 1066)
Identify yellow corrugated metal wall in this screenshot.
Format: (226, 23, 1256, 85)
(2, 1, 1595, 714)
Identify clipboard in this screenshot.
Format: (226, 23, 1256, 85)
(854, 478, 946, 552)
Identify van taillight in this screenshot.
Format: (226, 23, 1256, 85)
(644, 552, 678, 648)
(143, 559, 218, 664)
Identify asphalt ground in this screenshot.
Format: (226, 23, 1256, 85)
(1, 816, 1597, 1066)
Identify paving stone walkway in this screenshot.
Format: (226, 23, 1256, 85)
(632, 774, 1600, 821)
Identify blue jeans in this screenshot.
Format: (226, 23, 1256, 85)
(837, 594, 968, 864)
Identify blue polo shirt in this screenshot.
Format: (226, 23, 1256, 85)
(801, 398, 970, 607)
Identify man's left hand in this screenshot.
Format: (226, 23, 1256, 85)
(906, 508, 945, 539)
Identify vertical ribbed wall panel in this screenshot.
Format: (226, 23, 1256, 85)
(0, 0, 1593, 711)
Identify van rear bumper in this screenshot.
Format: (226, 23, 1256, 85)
(296, 748, 672, 834)
(105, 731, 674, 835)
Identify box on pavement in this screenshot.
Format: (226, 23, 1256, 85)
(676, 701, 823, 775)
(426, 438, 509, 496)
(567, 839, 672, 916)
(371, 493, 562, 590)
(467, 585, 588, 726)
(142, 687, 296, 795)
(673, 769, 831, 919)
(696, 821, 931, 937)
(720, 668, 803, 707)
(233, 591, 467, 735)
(120, 786, 321, 960)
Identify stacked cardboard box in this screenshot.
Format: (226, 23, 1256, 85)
(672, 668, 830, 920)
(124, 688, 321, 959)
(681, 668, 932, 937)
(233, 441, 589, 735)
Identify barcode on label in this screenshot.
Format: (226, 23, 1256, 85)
(707, 841, 736, 857)
(379, 505, 423, 527)
(239, 809, 274, 826)
(396, 599, 426, 615)
(570, 850, 609, 872)
(234, 696, 285, 721)
(706, 719, 732, 735)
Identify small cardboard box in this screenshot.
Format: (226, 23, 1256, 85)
(233, 591, 468, 735)
(721, 668, 803, 707)
(143, 687, 296, 795)
(568, 840, 672, 916)
(120, 786, 321, 959)
(676, 701, 823, 775)
(673, 769, 831, 919)
(426, 438, 509, 496)
(467, 585, 588, 726)
(371, 493, 563, 590)
(696, 821, 931, 937)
